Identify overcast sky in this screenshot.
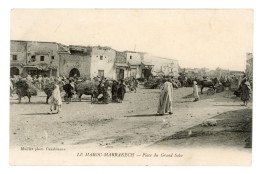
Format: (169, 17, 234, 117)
(11, 9, 253, 71)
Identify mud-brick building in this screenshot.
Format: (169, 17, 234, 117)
(124, 51, 154, 79)
(114, 51, 154, 80)
(25, 41, 60, 77)
(125, 51, 143, 78)
(58, 45, 92, 79)
(10, 40, 27, 77)
(10, 40, 60, 77)
(114, 51, 129, 80)
(90, 46, 117, 79)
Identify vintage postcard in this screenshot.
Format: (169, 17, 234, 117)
(10, 9, 253, 165)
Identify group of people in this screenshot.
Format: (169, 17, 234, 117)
(49, 76, 128, 114)
(25, 74, 53, 90)
(11, 72, 252, 115)
(111, 79, 127, 103)
(156, 75, 252, 115)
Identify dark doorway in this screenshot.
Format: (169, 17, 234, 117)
(69, 68, 80, 77)
(52, 69, 57, 77)
(116, 69, 124, 80)
(10, 67, 19, 78)
(98, 70, 104, 78)
(142, 69, 152, 79)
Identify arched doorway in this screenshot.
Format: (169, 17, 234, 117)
(69, 68, 80, 77)
(10, 67, 20, 78)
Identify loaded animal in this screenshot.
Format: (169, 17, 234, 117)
(197, 77, 218, 94)
(14, 79, 37, 103)
(43, 80, 64, 104)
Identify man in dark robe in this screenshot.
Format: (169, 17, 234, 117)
(117, 80, 126, 103)
(240, 78, 252, 106)
(111, 80, 118, 102)
(63, 79, 74, 104)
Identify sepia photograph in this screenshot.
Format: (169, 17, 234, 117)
(9, 9, 253, 166)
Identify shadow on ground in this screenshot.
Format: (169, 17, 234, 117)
(151, 109, 252, 149)
(23, 112, 55, 116)
(10, 101, 47, 105)
(125, 114, 166, 117)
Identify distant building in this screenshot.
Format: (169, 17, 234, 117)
(144, 55, 179, 77)
(10, 40, 178, 80)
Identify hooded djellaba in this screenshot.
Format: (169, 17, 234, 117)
(49, 83, 62, 114)
(240, 78, 252, 106)
(157, 79, 174, 115)
(111, 80, 119, 102)
(117, 80, 126, 103)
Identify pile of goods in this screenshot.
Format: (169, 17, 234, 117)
(137, 78, 146, 85)
(234, 89, 241, 97)
(42, 83, 55, 103)
(206, 88, 215, 95)
(215, 84, 225, 93)
(144, 78, 164, 89)
(124, 77, 132, 86)
(222, 81, 231, 87)
(15, 80, 37, 102)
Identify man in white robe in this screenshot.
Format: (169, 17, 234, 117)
(193, 81, 200, 102)
(49, 84, 62, 114)
(157, 80, 174, 115)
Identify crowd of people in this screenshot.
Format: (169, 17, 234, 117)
(10, 72, 252, 115)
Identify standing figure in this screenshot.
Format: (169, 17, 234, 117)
(64, 79, 74, 104)
(97, 80, 109, 104)
(117, 80, 126, 103)
(38, 75, 43, 90)
(97, 80, 104, 102)
(193, 81, 200, 102)
(111, 80, 118, 102)
(26, 74, 33, 82)
(131, 77, 138, 93)
(240, 78, 252, 106)
(157, 80, 174, 115)
(49, 84, 62, 114)
(102, 79, 110, 104)
(10, 79, 14, 97)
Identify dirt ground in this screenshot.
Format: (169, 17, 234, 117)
(10, 86, 252, 150)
